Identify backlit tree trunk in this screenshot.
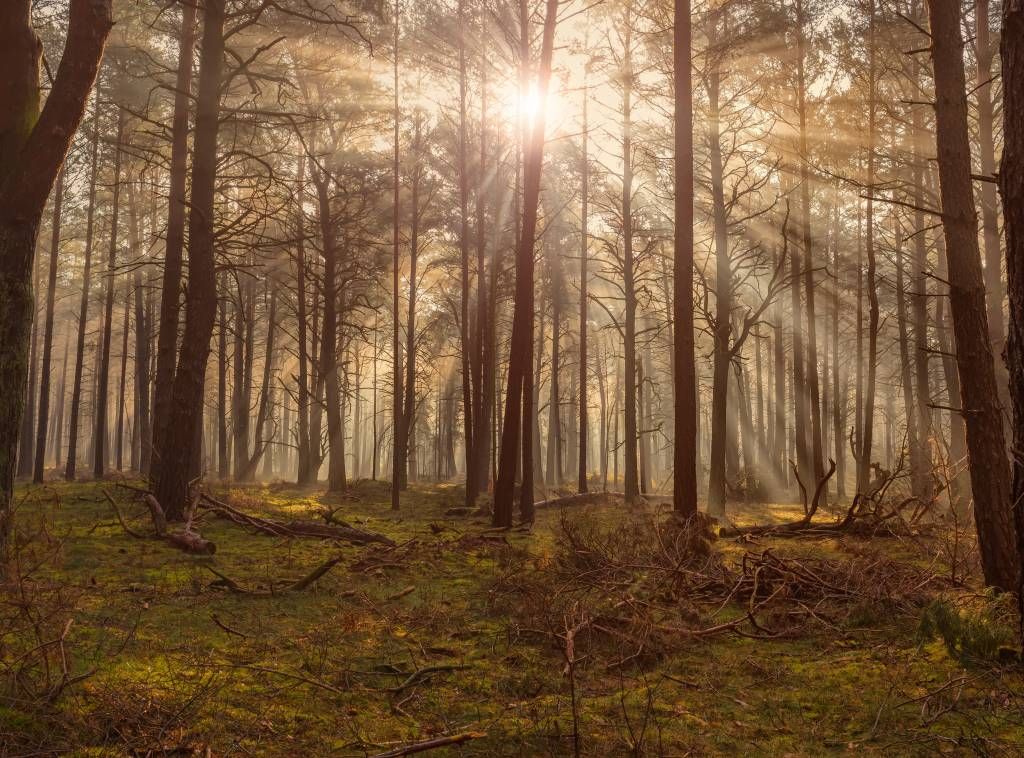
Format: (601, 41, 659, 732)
(153, 0, 226, 520)
(928, 0, 1017, 591)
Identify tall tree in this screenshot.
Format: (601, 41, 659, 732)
(32, 164, 66, 483)
(998, 0, 1024, 623)
(153, 0, 226, 520)
(493, 0, 559, 528)
(0, 0, 112, 549)
(151, 0, 197, 483)
(672, 0, 699, 517)
(927, 0, 1017, 591)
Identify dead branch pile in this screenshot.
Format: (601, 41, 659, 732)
(198, 493, 395, 546)
(720, 458, 939, 539)
(491, 509, 954, 669)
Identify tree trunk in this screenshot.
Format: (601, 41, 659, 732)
(151, 0, 196, 484)
(928, 0, 1018, 591)
(153, 0, 225, 521)
(93, 106, 125, 478)
(860, 5, 880, 494)
(391, 0, 404, 508)
(579, 84, 591, 494)
(32, 164, 65, 483)
(998, 0, 1024, 641)
(493, 0, 558, 527)
(0, 0, 111, 549)
(707, 24, 730, 516)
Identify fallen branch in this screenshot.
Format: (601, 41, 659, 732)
(103, 489, 216, 555)
(204, 556, 344, 595)
(385, 664, 471, 694)
(200, 493, 395, 546)
(368, 732, 486, 758)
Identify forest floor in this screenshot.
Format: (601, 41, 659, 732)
(1, 478, 1023, 756)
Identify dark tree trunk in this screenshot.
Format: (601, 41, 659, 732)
(975, 0, 1007, 393)
(457, 0, 476, 509)
(133, 267, 150, 474)
(579, 86, 591, 494)
(493, 0, 558, 527)
(928, 0, 1018, 591)
(859, 5, 880, 494)
(796, 0, 824, 485)
(707, 25, 731, 516)
(391, 1, 404, 508)
(998, 0, 1024, 642)
(0, 0, 111, 549)
(33, 164, 65, 483)
(153, 0, 225, 521)
(620, 5, 639, 505)
(93, 106, 125, 479)
(115, 286, 130, 471)
(151, 0, 196, 484)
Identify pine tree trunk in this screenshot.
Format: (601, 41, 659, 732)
(32, 164, 65, 483)
(928, 0, 1018, 590)
(93, 107, 125, 478)
(999, 0, 1024, 641)
(150, 1, 196, 484)
(153, 0, 225, 520)
(0, 0, 111, 548)
(493, 0, 558, 527)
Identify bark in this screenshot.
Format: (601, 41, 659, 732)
(151, 0, 196, 484)
(999, 0, 1024, 642)
(457, 0, 475, 509)
(32, 164, 65, 483)
(472, 61, 491, 498)
(620, 3, 640, 504)
(153, 0, 225, 521)
(706, 22, 731, 516)
(975, 0, 1007, 378)
(94, 106, 125, 478)
(796, 0, 824, 485)
(546, 260, 562, 487)
(391, 0, 404, 509)
(493, 0, 558, 527)
(115, 285, 129, 470)
(0, 0, 112, 549)
(18, 251, 40, 478)
(859, 5, 880, 495)
(579, 85, 590, 494)
(928, 0, 1018, 591)
(66, 93, 103, 481)
(133, 267, 150, 474)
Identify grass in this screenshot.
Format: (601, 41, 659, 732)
(1, 478, 1022, 756)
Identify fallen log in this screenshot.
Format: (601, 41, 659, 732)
(104, 489, 216, 555)
(368, 732, 486, 758)
(199, 494, 395, 546)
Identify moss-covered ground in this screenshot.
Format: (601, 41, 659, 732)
(1, 479, 1021, 756)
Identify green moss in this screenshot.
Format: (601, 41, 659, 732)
(0, 480, 1021, 756)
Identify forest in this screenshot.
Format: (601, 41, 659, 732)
(0, 0, 1023, 753)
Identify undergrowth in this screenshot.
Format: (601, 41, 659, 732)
(0, 479, 1020, 756)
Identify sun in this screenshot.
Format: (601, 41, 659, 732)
(507, 79, 561, 132)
